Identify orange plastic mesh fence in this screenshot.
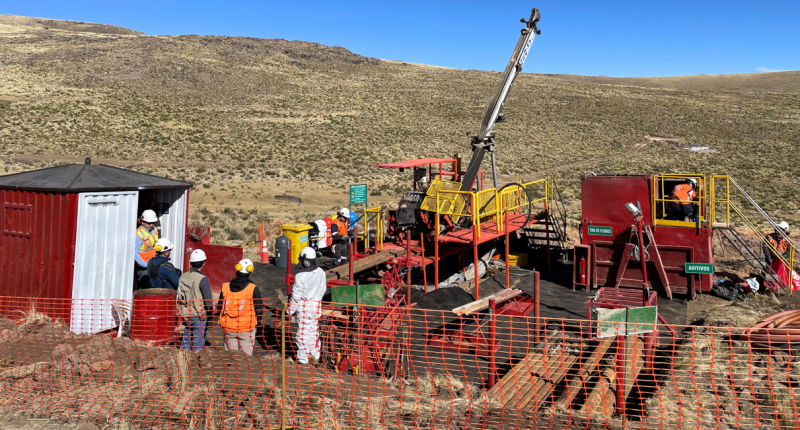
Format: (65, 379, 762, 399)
(0, 296, 797, 429)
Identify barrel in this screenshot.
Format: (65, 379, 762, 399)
(275, 235, 290, 268)
(130, 288, 178, 345)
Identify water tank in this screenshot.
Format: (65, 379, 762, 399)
(130, 288, 178, 345)
(275, 235, 290, 268)
(314, 219, 327, 250)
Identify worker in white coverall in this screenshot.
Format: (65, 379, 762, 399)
(288, 247, 327, 365)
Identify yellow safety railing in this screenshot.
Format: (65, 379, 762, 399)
(652, 174, 706, 227)
(709, 175, 731, 227)
(362, 206, 384, 251)
(434, 179, 548, 240)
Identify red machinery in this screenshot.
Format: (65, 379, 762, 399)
(578, 174, 714, 299)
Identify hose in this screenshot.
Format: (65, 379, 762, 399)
(740, 310, 800, 346)
(188, 225, 209, 241)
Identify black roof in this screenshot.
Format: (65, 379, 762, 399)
(0, 158, 191, 192)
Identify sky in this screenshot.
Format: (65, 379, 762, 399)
(3, 0, 799, 77)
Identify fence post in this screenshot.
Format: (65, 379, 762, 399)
(615, 332, 626, 416)
(489, 298, 497, 389)
(534, 270, 541, 345)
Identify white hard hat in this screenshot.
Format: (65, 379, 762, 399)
(236, 258, 254, 274)
(154, 238, 174, 253)
(141, 209, 158, 223)
(339, 208, 350, 217)
(687, 178, 698, 187)
(777, 221, 790, 232)
(189, 249, 207, 263)
(300, 247, 316, 260)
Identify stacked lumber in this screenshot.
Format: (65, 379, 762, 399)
(489, 334, 646, 416)
(451, 288, 523, 316)
(325, 249, 406, 281)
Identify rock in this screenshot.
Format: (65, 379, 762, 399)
(739, 400, 756, 416)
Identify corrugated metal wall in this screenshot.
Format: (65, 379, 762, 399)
(0, 189, 77, 302)
(71, 191, 138, 334)
(154, 188, 188, 272)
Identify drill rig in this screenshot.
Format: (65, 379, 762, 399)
(385, 8, 543, 238)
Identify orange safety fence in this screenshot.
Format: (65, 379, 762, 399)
(0, 296, 797, 429)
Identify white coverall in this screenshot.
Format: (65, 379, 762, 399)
(288, 266, 327, 364)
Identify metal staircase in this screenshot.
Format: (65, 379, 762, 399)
(522, 175, 570, 263)
(711, 176, 796, 294)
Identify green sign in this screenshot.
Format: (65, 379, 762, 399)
(331, 284, 384, 308)
(685, 263, 714, 275)
(595, 306, 657, 338)
(350, 184, 367, 205)
(588, 225, 613, 237)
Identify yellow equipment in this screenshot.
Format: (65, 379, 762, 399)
(280, 223, 313, 265)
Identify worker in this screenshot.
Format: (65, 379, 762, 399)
(217, 258, 264, 356)
(134, 209, 160, 290)
(177, 249, 213, 352)
(288, 247, 327, 366)
(763, 222, 791, 264)
(331, 208, 353, 265)
(147, 238, 181, 289)
(668, 178, 698, 222)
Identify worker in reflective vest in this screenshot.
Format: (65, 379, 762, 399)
(668, 178, 698, 222)
(134, 209, 160, 290)
(288, 247, 326, 365)
(763, 222, 790, 264)
(330, 208, 352, 265)
(217, 259, 264, 356)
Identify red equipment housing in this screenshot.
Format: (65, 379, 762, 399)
(578, 174, 713, 297)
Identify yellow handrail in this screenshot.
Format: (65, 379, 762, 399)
(652, 174, 706, 227)
(362, 206, 383, 251)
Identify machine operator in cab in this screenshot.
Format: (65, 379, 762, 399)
(135, 209, 160, 290)
(331, 208, 353, 266)
(668, 178, 699, 222)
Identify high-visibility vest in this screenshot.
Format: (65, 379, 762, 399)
(767, 233, 790, 255)
(332, 218, 349, 237)
(136, 226, 159, 263)
(218, 282, 258, 333)
(670, 184, 695, 206)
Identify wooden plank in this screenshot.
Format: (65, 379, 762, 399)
(516, 354, 579, 410)
(452, 289, 523, 316)
(554, 336, 614, 409)
(497, 353, 558, 408)
(487, 352, 545, 398)
(326, 249, 406, 281)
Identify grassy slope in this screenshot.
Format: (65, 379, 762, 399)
(0, 14, 798, 242)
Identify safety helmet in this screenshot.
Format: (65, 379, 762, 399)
(189, 249, 207, 263)
(777, 221, 790, 232)
(236, 258, 255, 274)
(299, 247, 316, 267)
(338, 208, 350, 218)
(686, 178, 698, 188)
(141, 209, 158, 223)
(153, 238, 174, 253)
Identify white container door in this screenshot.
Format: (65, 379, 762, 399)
(71, 191, 138, 334)
(152, 189, 188, 272)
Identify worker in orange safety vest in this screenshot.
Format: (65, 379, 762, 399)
(668, 178, 698, 222)
(331, 208, 353, 265)
(216, 259, 264, 356)
(135, 209, 160, 290)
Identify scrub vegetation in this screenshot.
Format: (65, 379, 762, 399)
(0, 14, 799, 246)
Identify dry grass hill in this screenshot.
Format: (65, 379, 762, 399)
(1, 14, 798, 245)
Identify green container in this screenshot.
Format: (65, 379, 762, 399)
(331, 284, 385, 307)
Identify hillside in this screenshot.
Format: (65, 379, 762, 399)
(1, 14, 798, 244)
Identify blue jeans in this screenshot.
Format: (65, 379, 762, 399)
(181, 317, 207, 352)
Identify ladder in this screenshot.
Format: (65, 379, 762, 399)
(522, 175, 570, 263)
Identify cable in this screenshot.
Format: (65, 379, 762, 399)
(741, 310, 800, 347)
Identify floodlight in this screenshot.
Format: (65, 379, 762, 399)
(625, 202, 641, 218)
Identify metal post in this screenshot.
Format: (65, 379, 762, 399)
(473, 243, 480, 300)
(615, 333, 626, 416)
(490, 151, 499, 189)
(534, 270, 540, 344)
(280, 300, 287, 430)
(488, 298, 497, 388)
(505, 210, 510, 289)
(286, 241, 292, 297)
(637, 217, 648, 304)
(348, 238, 355, 286)
(434, 237, 439, 290)
(420, 233, 427, 290)
(545, 208, 552, 270)
(406, 230, 412, 286)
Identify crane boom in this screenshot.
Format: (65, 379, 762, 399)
(460, 8, 541, 192)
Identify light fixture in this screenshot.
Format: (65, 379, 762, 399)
(625, 202, 642, 218)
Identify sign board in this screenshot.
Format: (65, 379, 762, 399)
(350, 184, 368, 205)
(685, 263, 714, 275)
(331, 284, 384, 308)
(588, 225, 613, 237)
(595, 306, 657, 338)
